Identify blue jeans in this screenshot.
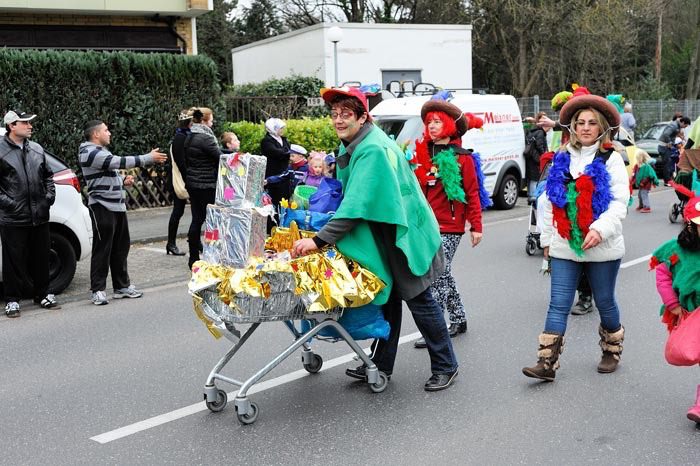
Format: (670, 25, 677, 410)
(544, 258, 622, 334)
(371, 287, 458, 375)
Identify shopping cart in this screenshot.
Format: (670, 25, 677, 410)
(195, 287, 389, 425)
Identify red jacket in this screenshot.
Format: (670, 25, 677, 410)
(418, 143, 483, 234)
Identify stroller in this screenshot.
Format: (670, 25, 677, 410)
(525, 158, 553, 255)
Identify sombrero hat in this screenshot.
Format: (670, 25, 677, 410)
(559, 87, 621, 135)
(421, 99, 469, 137)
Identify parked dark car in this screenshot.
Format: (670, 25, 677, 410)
(634, 121, 671, 176)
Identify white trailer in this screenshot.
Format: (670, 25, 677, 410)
(231, 22, 472, 91)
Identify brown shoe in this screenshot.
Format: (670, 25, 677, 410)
(522, 332, 564, 382)
(597, 325, 624, 373)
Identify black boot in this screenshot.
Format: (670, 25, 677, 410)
(166, 243, 185, 256)
(448, 321, 468, 337)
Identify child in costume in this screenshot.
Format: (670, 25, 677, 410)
(287, 144, 309, 173)
(649, 185, 700, 425)
(410, 98, 490, 347)
(632, 149, 659, 212)
(324, 153, 336, 178)
(303, 152, 328, 188)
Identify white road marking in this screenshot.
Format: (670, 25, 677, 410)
(620, 254, 652, 269)
(90, 331, 422, 444)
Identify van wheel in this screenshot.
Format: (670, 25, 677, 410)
(48, 232, 77, 294)
(495, 174, 519, 210)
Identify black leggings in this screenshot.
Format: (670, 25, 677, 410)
(168, 196, 187, 245)
(187, 187, 215, 267)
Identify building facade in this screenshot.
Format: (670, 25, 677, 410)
(0, 0, 212, 54)
(231, 22, 473, 91)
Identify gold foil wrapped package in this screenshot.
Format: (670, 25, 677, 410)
(202, 205, 267, 268)
(189, 248, 386, 337)
(265, 222, 315, 253)
(290, 249, 385, 312)
(215, 152, 267, 207)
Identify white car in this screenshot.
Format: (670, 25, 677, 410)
(371, 93, 526, 209)
(0, 128, 92, 294)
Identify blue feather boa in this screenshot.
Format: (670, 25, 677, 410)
(546, 149, 613, 219)
(469, 152, 493, 209)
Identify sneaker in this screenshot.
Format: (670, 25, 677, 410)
(345, 365, 392, 381)
(91, 290, 109, 306)
(5, 301, 20, 318)
(34, 294, 58, 309)
(114, 285, 143, 299)
(424, 370, 458, 392)
(641, 207, 651, 213)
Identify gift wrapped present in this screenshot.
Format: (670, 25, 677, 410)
(202, 205, 267, 268)
(215, 152, 267, 207)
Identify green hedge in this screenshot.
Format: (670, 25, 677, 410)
(223, 118, 339, 155)
(0, 49, 221, 169)
(227, 75, 324, 97)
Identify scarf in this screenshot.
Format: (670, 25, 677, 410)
(265, 118, 286, 146)
(546, 148, 613, 256)
(190, 123, 217, 143)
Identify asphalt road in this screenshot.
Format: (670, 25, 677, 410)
(1, 189, 698, 465)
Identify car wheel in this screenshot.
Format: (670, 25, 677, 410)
(495, 173, 519, 210)
(48, 232, 77, 294)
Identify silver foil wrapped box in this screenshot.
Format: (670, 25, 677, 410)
(202, 205, 267, 268)
(215, 153, 267, 207)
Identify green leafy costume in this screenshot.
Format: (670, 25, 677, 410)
(333, 126, 442, 305)
(651, 239, 700, 314)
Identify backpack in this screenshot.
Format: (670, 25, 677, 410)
(524, 130, 540, 162)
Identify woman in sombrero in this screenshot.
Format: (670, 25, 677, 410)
(411, 98, 484, 349)
(522, 87, 631, 381)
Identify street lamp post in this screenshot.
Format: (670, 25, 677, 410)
(327, 26, 343, 87)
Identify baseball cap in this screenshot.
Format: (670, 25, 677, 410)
(684, 195, 700, 224)
(3, 110, 36, 125)
(288, 144, 308, 156)
(320, 86, 370, 116)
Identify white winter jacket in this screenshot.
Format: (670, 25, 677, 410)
(540, 142, 630, 262)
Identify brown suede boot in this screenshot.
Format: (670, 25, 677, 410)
(597, 325, 624, 373)
(522, 332, 565, 382)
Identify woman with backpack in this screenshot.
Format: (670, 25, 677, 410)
(411, 98, 487, 348)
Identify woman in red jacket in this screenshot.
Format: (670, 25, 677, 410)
(412, 99, 483, 348)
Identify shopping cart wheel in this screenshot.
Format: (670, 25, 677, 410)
(369, 372, 389, 393)
(303, 354, 323, 373)
(668, 202, 680, 223)
(205, 389, 228, 413)
(525, 238, 537, 256)
(237, 402, 259, 425)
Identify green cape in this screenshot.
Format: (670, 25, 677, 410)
(652, 239, 700, 314)
(334, 125, 442, 305)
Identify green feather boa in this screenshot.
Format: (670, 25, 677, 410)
(566, 182, 585, 256)
(432, 147, 466, 202)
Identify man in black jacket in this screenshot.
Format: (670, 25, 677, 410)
(658, 116, 691, 184)
(0, 110, 57, 317)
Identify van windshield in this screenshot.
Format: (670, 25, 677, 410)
(374, 116, 424, 152)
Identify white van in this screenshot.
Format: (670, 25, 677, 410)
(371, 94, 525, 209)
